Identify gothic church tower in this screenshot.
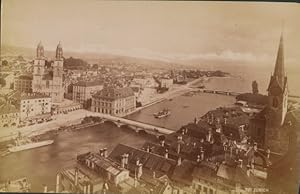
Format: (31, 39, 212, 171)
(265, 32, 289, 153)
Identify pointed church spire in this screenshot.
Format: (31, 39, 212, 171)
(273, 28, 285, 88)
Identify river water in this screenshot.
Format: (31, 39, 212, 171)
(0, 90, 236, 192)
(126, 92, 235, 130)
(0, 124, 148, 192)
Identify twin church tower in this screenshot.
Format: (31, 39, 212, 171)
(32, 42, 64, 103)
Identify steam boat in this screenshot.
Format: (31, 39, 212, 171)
(153, 109, 171, 119)
(8, 132, 54, 153)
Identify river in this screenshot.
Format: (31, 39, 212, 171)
(126, 92, 235, 130)
(0, 123, 148, 192)
(0, 88, 236, 192)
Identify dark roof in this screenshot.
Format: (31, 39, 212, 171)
(109, 144, 177, 178)
(217, 164, 264, 188)
(93, 87, 134, 100)
(21, 93, 50, 100)
(0, 103, 19, 114)
(73, 80, 103, 87)
(16, 74, 33, 80)
(171, 160, 195, 186)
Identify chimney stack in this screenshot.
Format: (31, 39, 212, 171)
(200, 150, 204, 160)
(246, 164, 251, 176)
(43, 184, 48, 193)
(124, 154, 129, 166)
(177, 157, 182, 166)
(146, 146, 150, 152)
(266, 148, 271, 159)
(152, 171, 156, 179)
(224, 117, 227, 125)
(99, 149, 103, 156)
(75, 168, 79, 186)
(238, 159, 243, 168)
(55, 174, 60, 193)
(137, 163, 143, 180)
(103, 148, 108, 158)
(121, 154, 126, 168)
(164, 149, 169, 159)
(197, 155, 201, 163)
(160, 140, 165, 147)
(177, 142, 181, 154)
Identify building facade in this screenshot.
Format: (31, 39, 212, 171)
(72, 81, 103, 109)
(32, 42, 64, 103)
(91, 87, 136, 117)
(14, 74, 33, 93)
(0, 103, 19, 128)
(160, 78, 173, 89)
(20, 93, 51, 122)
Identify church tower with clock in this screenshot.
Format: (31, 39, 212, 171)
(52, 42, 64, 103)
(32, 41, 46, 93)
(265, 32, 289, 153)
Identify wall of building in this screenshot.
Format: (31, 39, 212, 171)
(20, 97, 51, 121)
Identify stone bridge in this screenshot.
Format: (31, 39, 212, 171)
(86, 112, 174, 136)
(200, 89, 241, 96)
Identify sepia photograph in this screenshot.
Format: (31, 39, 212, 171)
(0, 0, 299, 193)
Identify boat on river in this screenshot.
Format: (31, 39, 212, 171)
(7, 132, 54, 153)
(153, 109, 171, 119)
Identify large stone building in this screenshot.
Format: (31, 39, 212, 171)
(19, 93, 52, 123)
(14, 74, 33, 93)
(91, 87, 136, 117)
(0, 103, 19, 128)
(32, 42, 64, 103)
(72, 81, 103, 109)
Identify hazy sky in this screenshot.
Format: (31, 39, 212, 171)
(1, 0, 300, 64)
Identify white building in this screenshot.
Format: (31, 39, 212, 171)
(160, 78, 173, 89)
(20, 93, 52, 122)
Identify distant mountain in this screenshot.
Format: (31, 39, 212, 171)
(1, 44, 182, 70)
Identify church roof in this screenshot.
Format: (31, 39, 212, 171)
(273, 33, 285, 87)
(268, 33, 287, 92)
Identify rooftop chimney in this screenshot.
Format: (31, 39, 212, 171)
(121, 154, 126, 168)
(224, 117, 227, 125)
(146, 146, 150, 152)
(160, 140, 165, 147)
(246, 164, 251, 177)
(266, 148, 271, 159)
(164, 149, 169, 159)
(124, 153, 129, 166)
(43, 184, 48, 193)
(55, 174, 60, 193)
(99, 149, 103, 156)
(177, 157, 182, 166)
(197, 155, 201, 163)
(103, 148, 108, 158)
(200, 150, 204, 160)
(137, 163, 143, 180)
(177, 142, 181, 154)
(152, 171, 156, 179)
(238, 159, 243, 168)
(75, 168, 79, 186)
